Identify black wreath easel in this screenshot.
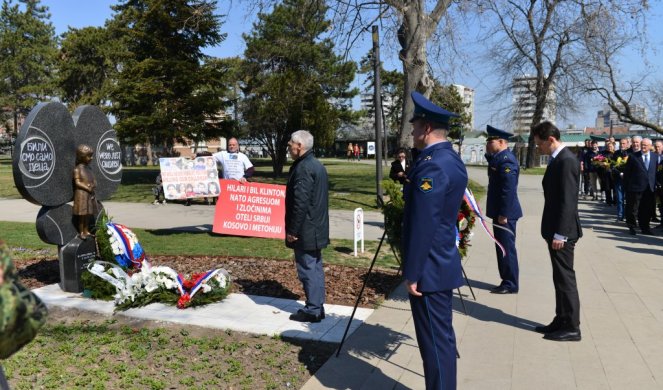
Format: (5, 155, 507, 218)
(335, 218, 476, 358)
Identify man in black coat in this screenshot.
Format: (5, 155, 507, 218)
(285, 130, 330, 323)
(389, 147, 411, 184)
(532, 121, 583, 342)
(655, 140, 663, 229)
(623, 138, 657, 235)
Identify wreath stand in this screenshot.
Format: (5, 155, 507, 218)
(335, 229, 476, 358)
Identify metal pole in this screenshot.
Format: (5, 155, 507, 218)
(372, 25, 383, 206)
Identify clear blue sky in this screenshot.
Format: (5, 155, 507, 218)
(41, 0, 663, 131)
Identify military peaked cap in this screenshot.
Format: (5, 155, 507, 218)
(409, 91, 459, 128)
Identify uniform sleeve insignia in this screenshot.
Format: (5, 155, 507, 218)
(504, 167, 511, 173)
(419, 177, 433, 192)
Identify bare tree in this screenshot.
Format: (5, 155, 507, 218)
(578, 4, 661, 135)
(477, 0, 648, 167)
(244, 0, 457, 148)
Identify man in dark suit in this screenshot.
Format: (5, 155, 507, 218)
(613, 138, 631, 221)
(485, 125, 523, 294)
(402, 92, 468, 389)
(389, 147, 411, 184)
(623, 138, 657, 235)
(655, 140, 663, 229)
(532, 121, 583, 342)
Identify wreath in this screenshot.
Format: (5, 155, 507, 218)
(81, 214, 231, 310)
(382, 180, 476, 263)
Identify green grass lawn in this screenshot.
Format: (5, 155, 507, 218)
(1, 221, 400, 269)
(1, 156, 484, 210)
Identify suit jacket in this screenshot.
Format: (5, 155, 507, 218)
(402, 142, 468, 292)
(655, 152, 662, 187)
(623, 151, 656, 193)
(485, 148, 523, 220)
(389, 159, 410, 184)
(541, 147, 583, 241)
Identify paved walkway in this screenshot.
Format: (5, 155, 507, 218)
(0, 199, 385, 240)
(3, 166, 663, 389)
(303, 166, 663, 390)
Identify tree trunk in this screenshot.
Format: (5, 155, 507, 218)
(397, 2, 433, 149)
(272, 146, 287, 177)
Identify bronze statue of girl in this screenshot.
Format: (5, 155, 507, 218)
(73, 145, 97, 239)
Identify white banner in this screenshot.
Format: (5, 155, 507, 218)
(366, 142, 376, 155)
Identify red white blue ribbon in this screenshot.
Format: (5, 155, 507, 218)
(175, 269, 221, 300)
(108, 223, 144, 268)
(463, 188, 508, 257)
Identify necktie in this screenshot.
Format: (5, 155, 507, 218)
(644, 153, 649, 167)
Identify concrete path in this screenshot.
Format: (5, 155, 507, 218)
(33, 284, 372, 343)
(302, 166, 663, 390)
(0, 199, 384, 241)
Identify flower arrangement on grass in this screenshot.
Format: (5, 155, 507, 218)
(81, 214, 231, 310)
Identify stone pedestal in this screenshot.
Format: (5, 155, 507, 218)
(59, 236, 97, 293)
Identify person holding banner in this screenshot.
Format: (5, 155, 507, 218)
(285, 130, 329, 323)
(485, 125, 522, 294)
(213, 138, 254, 183)
(402, 92, 468, 390)
(532, 121, 583, 342)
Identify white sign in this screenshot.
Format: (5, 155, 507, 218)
(354, 208, 364, 256)
(366, 142, 376, 155)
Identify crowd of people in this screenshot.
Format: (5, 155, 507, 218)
(578, 135, 663, 235)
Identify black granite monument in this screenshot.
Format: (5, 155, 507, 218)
(13, 102, 122, 292)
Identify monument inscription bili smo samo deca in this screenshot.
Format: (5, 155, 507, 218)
(12, 102, 122, 293)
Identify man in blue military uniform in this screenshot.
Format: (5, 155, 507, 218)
(402, 91, 468, 390)
(485, 125, 523, 294)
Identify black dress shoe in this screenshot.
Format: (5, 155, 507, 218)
(490, 286, 517, 294)
(543, 329, 581, 342)
(641, 229, 654, 236)
(289, 310, 323, 323)
(534, 319, 562, 334)
(629, 227, 637, 235)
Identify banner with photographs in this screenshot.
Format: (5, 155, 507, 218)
(159, 157, 220, 200)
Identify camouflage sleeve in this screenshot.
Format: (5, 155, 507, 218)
(0, 241, 16, 282)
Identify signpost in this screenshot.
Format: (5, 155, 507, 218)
(354, 208, 364, 256)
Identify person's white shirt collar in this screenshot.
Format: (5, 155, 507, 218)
(551, 144, 565, 159)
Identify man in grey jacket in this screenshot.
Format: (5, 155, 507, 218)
(285, 130, 330, 323)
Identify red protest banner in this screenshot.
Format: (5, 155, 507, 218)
(212, 180, 286, 239)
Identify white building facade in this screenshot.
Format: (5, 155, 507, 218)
(512, 76, 556, 134)
(452, 84, 475, 130)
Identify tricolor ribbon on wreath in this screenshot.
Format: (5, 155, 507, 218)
(107, 222, 145, 268)
(175, 269, 226, 309)
(462, 188, 512, 257)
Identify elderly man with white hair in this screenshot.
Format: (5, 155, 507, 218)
(284, 130, 330, 323)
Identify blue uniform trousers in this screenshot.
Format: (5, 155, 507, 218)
(409, 290, 456, 390)
(294, 249, 325, 316)
(493, 219, 519, 292)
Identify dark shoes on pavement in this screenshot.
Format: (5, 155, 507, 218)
(490, 285, 518, 294)
(289, 307, 325, 323)
(535, 319, 581, 341)
(543, 329, 581, 342)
